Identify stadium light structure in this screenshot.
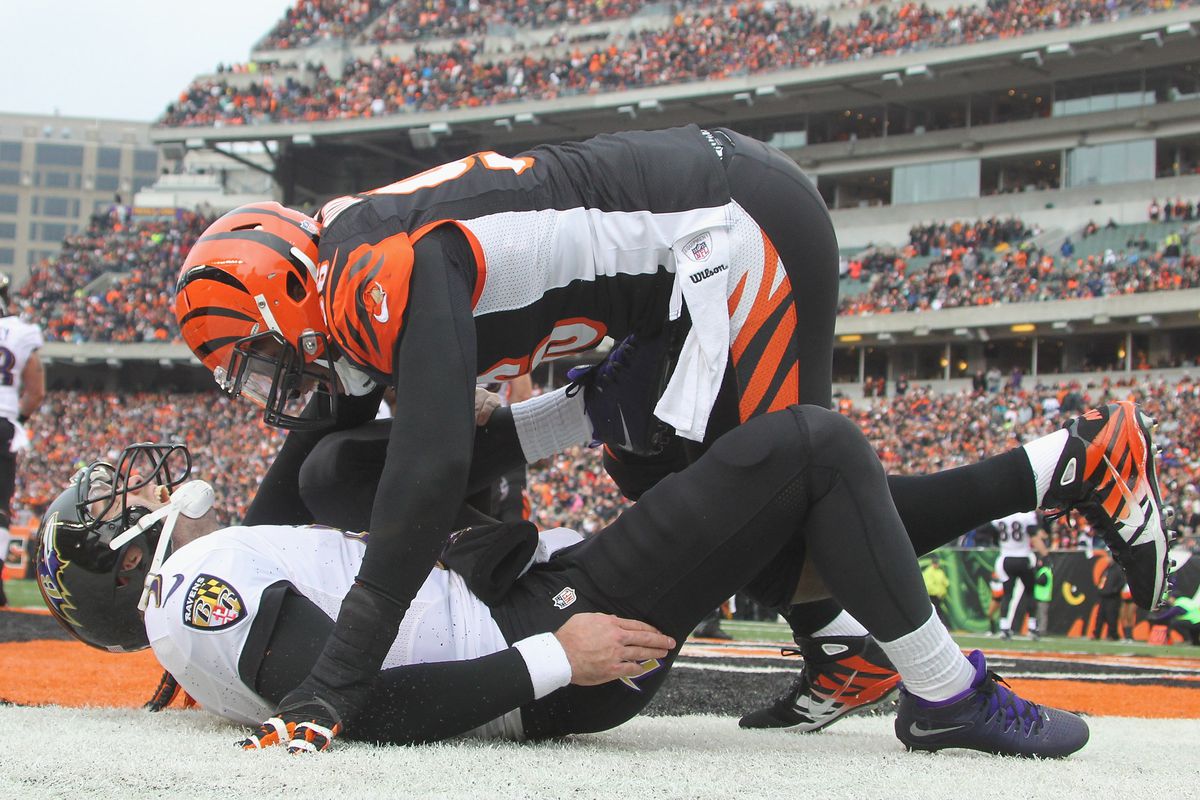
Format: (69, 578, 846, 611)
(514, 112, 540, 125)
(733, 92, 754, 106)
(1045, 42, 1074, 56)
(428, 122, 452, 136)
(882, 71, 903, 86)
(1140, 31, 1164, 47)
(1166, 21, 1196, 36)
(494, 118, 514, 131)
(1052, 321, 1073, 332)
(637, 99, 663, 113)
(617, 104, 637, 119)
(1020, 51, 1044, 67)
(913, 326, 930, 336)
(953, 327, 972, 339)
(1093, 313, 1111, 325)
(877, 332, 894, 341)
(755, 85, 780, 100)
(1137, 314, 1159, 327)
(905, 64, 934, 79)
(292, 133, 315, 147)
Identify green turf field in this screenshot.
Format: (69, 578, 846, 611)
(3, 578, 40, 609)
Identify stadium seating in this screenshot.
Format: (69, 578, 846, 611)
(160, 0, 1180, 128)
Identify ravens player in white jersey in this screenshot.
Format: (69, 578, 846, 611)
(173, 125, 1173, 748)
(0, 275, 44, 607)
(39, 420, 1095, 758)
(990, 511, 1049, 640)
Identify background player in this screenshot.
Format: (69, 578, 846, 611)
(989, 510, 1049, 640)
(0, 275, 44, 607)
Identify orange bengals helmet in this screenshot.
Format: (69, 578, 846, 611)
(174, 202, 338, 430)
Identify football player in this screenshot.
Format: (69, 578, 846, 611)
(40, 410, 1095, 758)
(989, 510, 1049, 640)
(173, 125, 1173, 746)
(0, 274, 45, 607)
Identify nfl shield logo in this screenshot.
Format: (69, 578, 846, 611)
(686, 233, 712, 262)
(552, 587, 577, 610)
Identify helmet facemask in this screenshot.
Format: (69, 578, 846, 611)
(37, 443, 199, 652)
(219, 327, 339, 430)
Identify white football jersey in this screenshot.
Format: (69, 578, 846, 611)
(0, 316, 43, 420)
(144, 524, 556, 737)
(993, 511, 1040, 558)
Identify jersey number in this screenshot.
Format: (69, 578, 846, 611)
(0, 347, 15, 387)
(368, 152, 534, 196)
(478, 318, 607, 383)
(1000, 521, 1025, 543)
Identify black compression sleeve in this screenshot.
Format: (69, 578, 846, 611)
(467, 407, 527, 493)
(243, 387, 385, 526)
(252, 589, 535, 744)
(355, 230, 478, 608)
(355, 651, 535, 744)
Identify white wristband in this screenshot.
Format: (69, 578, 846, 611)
(511, 387, 592, 463)
(513, 632, 573, 699)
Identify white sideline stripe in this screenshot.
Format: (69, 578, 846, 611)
(672, 661, 1200, 682)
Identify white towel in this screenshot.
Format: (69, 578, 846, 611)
(654, 226, 734, 442)
(9, 421, 29, 453)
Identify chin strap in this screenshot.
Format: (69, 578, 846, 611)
(107, 480, 215, 612)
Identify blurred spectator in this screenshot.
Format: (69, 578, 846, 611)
(160, 0, 1185, 129)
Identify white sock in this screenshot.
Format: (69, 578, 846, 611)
(811, 610, 870, 639)
(511, 387, 593, 463)
(877, 611, 976, 702)
(1022, 428, 1069, 506)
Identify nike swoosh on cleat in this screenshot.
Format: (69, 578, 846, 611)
(615, 410, 634, 451)
(1102, 453, 1146, 538)
(796, 670, 857, 718)
(908, 722, 969, 738)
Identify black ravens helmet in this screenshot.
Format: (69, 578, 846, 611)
(35, 443, 191, 652)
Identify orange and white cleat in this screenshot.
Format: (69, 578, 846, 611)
(1044, 401, 1176, 610)
(739, 635, 901, 732)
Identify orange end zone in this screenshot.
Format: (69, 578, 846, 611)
(0, 640, 164, 708)
(1004, 678, 1200, 719)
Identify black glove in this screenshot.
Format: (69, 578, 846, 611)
(239, 582, 404, 753)
(144, 670, 181, 712)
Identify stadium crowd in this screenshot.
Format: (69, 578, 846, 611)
(14, 206, 211, 344)
(13, 375, 1200, 555)
(16, 206, 1198, 346)
(841, 211, 1198, 315)
(159, 0, 1188, 128)
(258, 0, 656, 51)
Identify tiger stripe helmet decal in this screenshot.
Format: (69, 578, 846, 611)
(174, 202, 325, 376)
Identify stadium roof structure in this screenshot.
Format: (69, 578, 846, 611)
(151, 8, 1200, 205)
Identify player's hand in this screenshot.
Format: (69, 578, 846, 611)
(238, 694, 343, 753)
(553, 613, 675, 686)
(475, 386, 502, 425)
(143, 670, 198, 712)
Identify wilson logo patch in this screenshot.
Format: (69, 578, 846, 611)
(182, 574, 246, 630)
